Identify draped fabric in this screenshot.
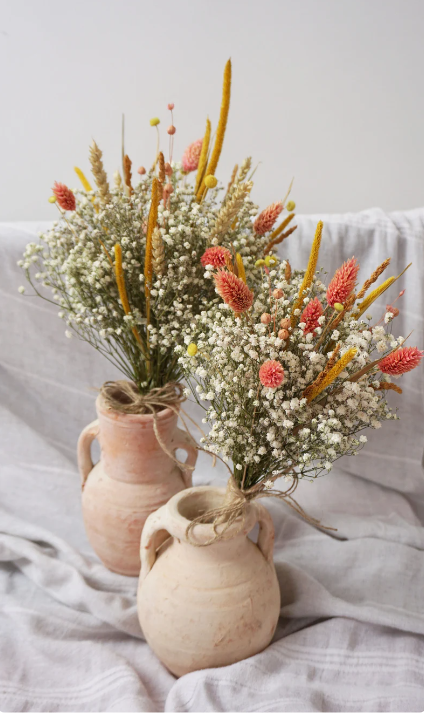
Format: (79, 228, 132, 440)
(0, 210, 423, 711)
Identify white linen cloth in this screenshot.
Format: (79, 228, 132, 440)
(0, 209, 423, 712)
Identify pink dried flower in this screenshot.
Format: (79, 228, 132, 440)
(168, 103, 174, 111)
(326, 257, 359, 307)
(386, 304, 399, 318)
(379, 347, 423, 376)
(214, 270, 254, 314)
(300, 296, 324, 335)
(137, 166, 146, 175)
(52, 182, 76, 211)
(200, 246, 231, 268)
(253, 202, 283, 235)
(259, 360, 285, 388)
(167, 125, 176, 136)
(182, 139, 203, 172)
(261, 313, 272, 325)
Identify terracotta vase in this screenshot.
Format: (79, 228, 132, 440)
(77, 395, 197, 576)
(137, 486, 281, 676)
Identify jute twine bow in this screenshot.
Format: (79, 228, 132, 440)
(186, 473, 337, 546)
(100, 380, 197, 476)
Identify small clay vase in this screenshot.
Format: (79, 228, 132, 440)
(137, 486, 281, 676)
(77, 395, 197, 576)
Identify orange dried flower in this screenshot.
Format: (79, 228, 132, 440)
(259, 360, 284, 388)
(300, 297, 323, 335)
(182, 139, 203, 172)
(326, 257, 359, 307)
(379, 347, 423, 376)
(201, 246, 232, 268)
(253, 202, 283, 235)
(52, 182, 76, 211)
(214, 270, 254, 313)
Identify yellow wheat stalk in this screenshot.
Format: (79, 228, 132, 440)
(236, 253, 246, 283)
(195, 117, 212, 194)
(196, 59, 232, 201)
(236, 157, 252, 184)
(114, 244, 144, 351)
(355, 277, 396, 318)
(268, 213, 295, 244)
(303, 344, 341, 401)
(224, 164, 238, 199)
(307, 348, 357, 402)
(291, 220, 323, 326)
(152, 226, 166, 276)
(89, 140, 111, 204)
(144, 178, 159, 314)
(74, 166, 93, 192)
(356, 258, 391, 300)
(209, 181, 252, 243)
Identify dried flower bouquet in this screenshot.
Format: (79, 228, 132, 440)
(18, 60, 297, 400)
(178, 220, 422, 501)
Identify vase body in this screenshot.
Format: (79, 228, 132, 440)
(137, 486, 281, 676)
(77, 395, 197, 576)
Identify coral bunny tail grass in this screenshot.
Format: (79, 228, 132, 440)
(307, 348, 357, 402)
(196, 59, 232, 201)
(74, 167, 93, 192)
(114, 244, 144, 351)
(195, 117, 212, 194)
(291, 220, 323, 326)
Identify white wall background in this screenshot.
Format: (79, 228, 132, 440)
(1, 0, 423, 221)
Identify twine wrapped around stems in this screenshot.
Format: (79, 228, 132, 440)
(186, 473, 337, 546)
(100, 380, 197, 476)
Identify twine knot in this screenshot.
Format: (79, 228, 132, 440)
(99, 380, 196, 476)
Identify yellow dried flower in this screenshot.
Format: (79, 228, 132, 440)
(334, 302, 344, 312)
(74, 167, 93, 192)
(286, 200, 296, 211)
(150, 117, 160, 126)
(255, 259, 266, 267)
(265, 255, 278, 266)
(205, 175, 218, 188)
(356, 277, 396, 318)
(48, 196, 57, 203)
(187, 343, 198, 356)
(291, 220, 323, 326)
(307, 348, 357, 402)
(235, 253, 246, 283)
(195, 117, 211, 194)
(197, 59, 231, 200)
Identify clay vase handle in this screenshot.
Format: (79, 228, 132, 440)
(77, 419, 100, 490)
(253, 502, 275, 564)
(139, 505, 170, 582)
(171, 427, 198, 488)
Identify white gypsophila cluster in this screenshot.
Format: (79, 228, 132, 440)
(19, 161, 271, 391)
(177, 259, 400, 489)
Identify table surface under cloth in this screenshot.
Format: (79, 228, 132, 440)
(0, 208, 423, 713)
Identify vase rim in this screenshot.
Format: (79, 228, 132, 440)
(167, 485, 257, 545)
(96, 394, 179, 424)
